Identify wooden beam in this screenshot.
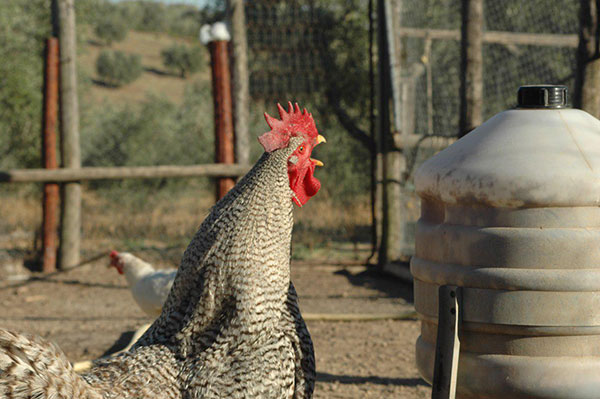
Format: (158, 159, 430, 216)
(394, 134, 457, 151)
(575, 0, 600, 117)
(56, 0, 81, 269)
(368, 0, 377, 263)
(376, 0, 391, 267)
(459, 0, 484, 136)
(228, 0, 250, 166)
(386, 0, 402, 135)
(397, 27, 578, 48)
(398, 27, 460, 41)
(483, 30, 578, 48)
(384, 0, 404, 264)
(0, 164, 252, 183)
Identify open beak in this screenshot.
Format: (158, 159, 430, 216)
(311, 158, 324, 167)
(310, 135, 326, 167)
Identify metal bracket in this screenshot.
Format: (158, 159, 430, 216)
(431, 285, 462, 399)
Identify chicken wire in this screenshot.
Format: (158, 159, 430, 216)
(245, 0, 328, 98)
(400, 0, 579, 141)
(400, 0, 580, 190)
(396, 0, 580, 256)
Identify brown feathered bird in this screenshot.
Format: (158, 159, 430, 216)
(0, 102, 325, 398)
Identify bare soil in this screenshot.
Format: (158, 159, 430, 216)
(0, 257, 430, 398)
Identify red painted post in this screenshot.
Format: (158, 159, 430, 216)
(42, 38, 60, 273)
(209, 39, 236, 200)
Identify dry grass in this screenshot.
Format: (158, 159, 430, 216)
(0, 191, 41, 240)
(79, 30, 209, 106)
(293, 194, 372, 261)
(0, 186, 372, 267)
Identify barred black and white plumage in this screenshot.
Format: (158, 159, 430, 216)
(0, 135, 315, 399)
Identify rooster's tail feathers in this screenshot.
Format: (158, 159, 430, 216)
(0, 329, 96, 399)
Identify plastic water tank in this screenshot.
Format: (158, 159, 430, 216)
(412, 85, 600, 399)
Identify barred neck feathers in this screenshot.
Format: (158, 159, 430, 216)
(141, 137, 304, 349)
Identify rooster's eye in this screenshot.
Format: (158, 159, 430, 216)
(298, 146, 305, 153)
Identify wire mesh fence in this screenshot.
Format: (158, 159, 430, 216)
(393, 0, 581, 257)
(0, 0, 588, 270)
(400, 0, 579, 140)
(246, 0, 328, 97)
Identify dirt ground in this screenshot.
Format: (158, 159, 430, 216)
(0, 257, 430, 398)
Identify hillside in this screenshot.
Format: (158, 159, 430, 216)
(79, 30, 210, 106)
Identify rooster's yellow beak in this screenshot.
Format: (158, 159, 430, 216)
(311, 135, 325, 167)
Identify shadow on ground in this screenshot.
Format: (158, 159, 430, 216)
(333, 268, 414, 303)
(317, 371, 427, 387)
(101, 330, 136, 357)
(91, 79, 119, 89)
(144, 67, 172, 76)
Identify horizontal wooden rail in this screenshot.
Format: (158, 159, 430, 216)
(399, 27, 578, 48)
(0, 164, 252, 183)
(395, 133, 457, 151)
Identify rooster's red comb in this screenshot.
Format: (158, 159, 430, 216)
(258, 102, 318, 153)
(109, 250, 119, 259)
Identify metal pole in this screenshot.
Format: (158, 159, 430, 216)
(209, 40, 236, 200)
(459, 0, 483, 137)
(42, 38, 60, 273)
(431, 286, 461, 399)
(56, 0, 81, 269)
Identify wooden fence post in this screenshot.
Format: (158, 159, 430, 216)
(368, 0, 377, 263)
(42, 38, 60, 273)
(204, 23, 236, 200)
(459, 0, 483, 137)
(56, 0, 81, 269)
(375, 0, 391, 266)
(575, 0, 600, 117)
(228, 0, 250, 166)
(383, 0, 406, 265)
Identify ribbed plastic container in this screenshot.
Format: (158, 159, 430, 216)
(412, 86, 600, 399)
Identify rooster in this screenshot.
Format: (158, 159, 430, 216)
(0, 102, 324, 399)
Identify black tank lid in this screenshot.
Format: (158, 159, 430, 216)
(517, 85, 568, 108)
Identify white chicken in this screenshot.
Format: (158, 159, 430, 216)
(108, 250, 176, 317)
(73, 251, 177, 373)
